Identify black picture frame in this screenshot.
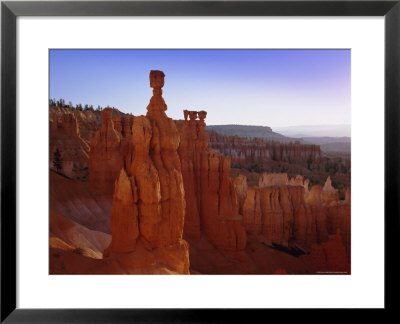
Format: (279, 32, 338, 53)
(1, 0, 399, 322)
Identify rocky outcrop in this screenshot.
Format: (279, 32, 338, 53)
(50, 112, 80, 137)
(305, 178, 350, 247)
(258, 172, 289, 187)
(101, 71, 189, 274)
(50, 106, 102, 137)
(50, 105, 130, 140)
(88, 109, 134, 194)
(241, 185, 326, 249)
(233, 174, 247, 216)
(176, 110, 247, 251)
(321, 176, 340, 206)
(105, 169, 139, 253)
(50, 110, 90, 180)
(237, 174, 350, 255)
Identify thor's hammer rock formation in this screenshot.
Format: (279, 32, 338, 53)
(100, 71, 189, 274)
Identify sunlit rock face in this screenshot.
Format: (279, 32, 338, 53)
(241, 185, 322, 248)
(176, 110, 247, 251)
(258, 172, 289, 187)
(99, 70, 189, 274)
(87, 106, 138, 190)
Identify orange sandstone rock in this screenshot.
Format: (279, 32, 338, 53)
(241, 182, 332, 250)
(88, 108, 125, 194)
(258, 172, 289, 187)
(303, 178, 310, 195)
(321, 176, 340, 206)
(103, 169, 139, 256)
(305, 185, 323, 206)
(102, 70, 189, 274)
(233, 174, 248, 215)
(49, 110, 90, 180)
(176, 110, 247, 251)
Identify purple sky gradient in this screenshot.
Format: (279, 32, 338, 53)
(49, 49, 350, 129)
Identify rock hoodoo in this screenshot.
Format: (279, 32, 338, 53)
(88, 107, 140, 194)
(238, 173, 350, 255)
(176, 110, 247, 251)
(258, 172, 289, 187)
(99, 71, 189, 274)
(52, 112, 80, 137)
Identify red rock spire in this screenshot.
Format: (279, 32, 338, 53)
(147, 70, 167, 115)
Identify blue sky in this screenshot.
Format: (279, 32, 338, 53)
(49, 49, 350, 128)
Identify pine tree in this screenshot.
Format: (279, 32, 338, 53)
(53, 148, 63, 173)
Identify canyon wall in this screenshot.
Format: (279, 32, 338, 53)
(50, 106, 102, 140)
(208, 131, 323, 169)
(208, 131, 351, 186)
(50, 105, 128, 141)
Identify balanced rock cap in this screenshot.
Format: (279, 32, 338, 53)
(150, 70, 165, 89)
